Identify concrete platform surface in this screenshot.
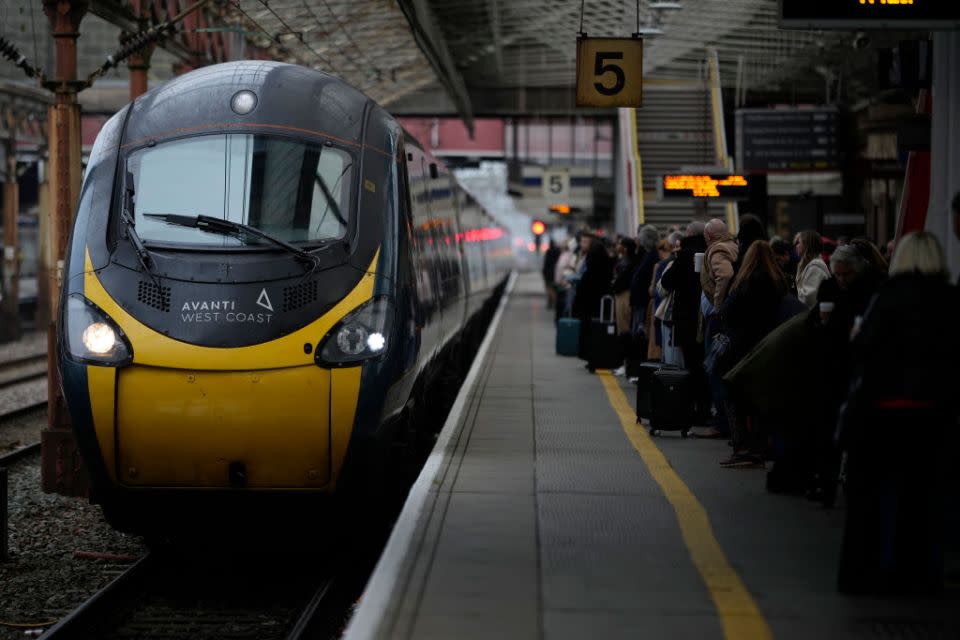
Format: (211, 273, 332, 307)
(345, 272, 959, 640)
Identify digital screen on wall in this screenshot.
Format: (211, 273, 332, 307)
(736, 108, 839, 173)
(658, 175, 750, 200)
(780, 0, 960, 29)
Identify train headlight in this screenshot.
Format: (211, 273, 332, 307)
(317, 296, 394, 366)
(63, 294, 133, 366)
(81, 323, 116, 355)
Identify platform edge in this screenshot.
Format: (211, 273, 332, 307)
(342, 271, 517, 640)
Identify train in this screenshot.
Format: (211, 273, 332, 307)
(57, 61, 512, 535)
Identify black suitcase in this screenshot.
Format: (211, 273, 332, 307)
(635, 361, 668, 422)
(649, 367, 693, 437)
(586, 295, 623, 371)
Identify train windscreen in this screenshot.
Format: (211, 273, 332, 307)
(126, 133, 354, 247)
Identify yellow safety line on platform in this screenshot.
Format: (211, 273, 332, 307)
(597, 371, 773, 640)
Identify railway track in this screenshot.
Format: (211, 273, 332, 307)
(41, 551, 336, 640)
(0, 353, 48, 423)
(0, 354, 47, 387)
(0, 440, 40, 466)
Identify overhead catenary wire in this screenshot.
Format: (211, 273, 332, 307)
(304, 0, 377, 73)
(247, 0, 344, 71)
(86, 0, 215, 86)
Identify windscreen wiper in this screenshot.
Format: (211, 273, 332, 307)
(121, 172, 160, 283)
(143, 213, 321, 270)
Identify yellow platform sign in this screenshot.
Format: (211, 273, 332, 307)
(576, 37, 643, 108)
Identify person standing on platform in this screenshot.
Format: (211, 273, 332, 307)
(771, 238, 798, 292)
(794, 230, 830, 307)
(573, 233, 613, 360)
(553, 237, 577, 324)
(611, 237, 638, 338)
(660, 221, 708, 414)
(809, 242, 887, 505)
(647, 237, 676, 361)
(733, 214, 767, 274)
(542, 239, 561, 310)
(836, 231, 960, 595)
(699, 218, 739, 437)
(630, 225, 661, 350)
(717, 241, 788, 467)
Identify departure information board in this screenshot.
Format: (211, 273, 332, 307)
(780, 0, 960, 29)
(736, 108, 839, 173)
(658, 174, 750, 200)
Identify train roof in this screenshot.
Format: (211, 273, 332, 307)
(123, 61, 376, 148)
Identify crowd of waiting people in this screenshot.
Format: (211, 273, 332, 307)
(541, 199, 960, 595)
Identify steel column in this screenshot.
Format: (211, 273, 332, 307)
(1, 108, 21, 342)
(41, 0, 89, 497)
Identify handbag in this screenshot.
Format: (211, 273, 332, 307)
(704, 332, 732, 375)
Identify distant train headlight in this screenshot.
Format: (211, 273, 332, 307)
(317, 296, 394, 366)
(63, 295, 133, 366)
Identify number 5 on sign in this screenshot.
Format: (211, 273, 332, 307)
(576, 37, 643, 108)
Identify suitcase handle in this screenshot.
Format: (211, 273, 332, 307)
(599, 295, 614, 324)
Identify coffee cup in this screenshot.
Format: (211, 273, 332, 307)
(819, 301, 835, 323)
(694, 252, 705, 273)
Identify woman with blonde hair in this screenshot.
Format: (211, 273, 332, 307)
(794, 230, 830, 307)
(836, 231, 959, 594)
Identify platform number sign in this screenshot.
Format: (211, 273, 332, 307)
(576, 37, 643, 108)
(542, 168, 570, 204)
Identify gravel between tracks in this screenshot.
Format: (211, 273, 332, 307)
(0, 378, 47, 418)
(0, 455, 147, 639)
(0, 407, 44, 458)
(0, 333, 46, 364)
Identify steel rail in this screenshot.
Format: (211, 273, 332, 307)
(285, 578, 336, 640)
(0, 400, 47, 424)
(0, 353, 47, 371)
(39, 553, 155, 639)
(0, 441, 40, 466)
(0, 371, 47, 391)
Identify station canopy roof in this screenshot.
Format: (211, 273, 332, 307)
(98, 1, 895, 122)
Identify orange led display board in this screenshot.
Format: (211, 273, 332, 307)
(659, 174, 750, 200)
(780, 0, 960, 29)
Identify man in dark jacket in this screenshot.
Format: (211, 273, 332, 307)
(573, 234, 613, 359)
(542, 239, 561, 309)
(660, 220, 709, 418)
(630, 225, 660, 338)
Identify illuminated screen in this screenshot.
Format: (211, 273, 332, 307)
(660, 175, 750, 200)
(780, 0, 960, 28)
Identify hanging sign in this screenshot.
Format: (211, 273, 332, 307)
(541, 168, 571, 203)
(575, 37, 643, 108)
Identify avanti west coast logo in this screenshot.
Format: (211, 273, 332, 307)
(180, 288, 274, 324)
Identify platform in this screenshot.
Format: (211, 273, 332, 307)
(345, 272, 959, 640)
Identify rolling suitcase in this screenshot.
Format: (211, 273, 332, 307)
(586, 295, 623, 371)
(635, 361, 667, 422)
(556, 316, 581, 357)
(649, 367, 693, 437)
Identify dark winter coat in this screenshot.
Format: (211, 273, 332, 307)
(629, 249, 658, 310)
(720, 274, 786, 371)
(660, 234, 707, 348)
(573, 243, 613, 322)
(611, 253, 638, 294)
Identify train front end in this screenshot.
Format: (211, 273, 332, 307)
(57, 62, 408, 534)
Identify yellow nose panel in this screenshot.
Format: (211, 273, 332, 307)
(116, 365, 331, 488)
